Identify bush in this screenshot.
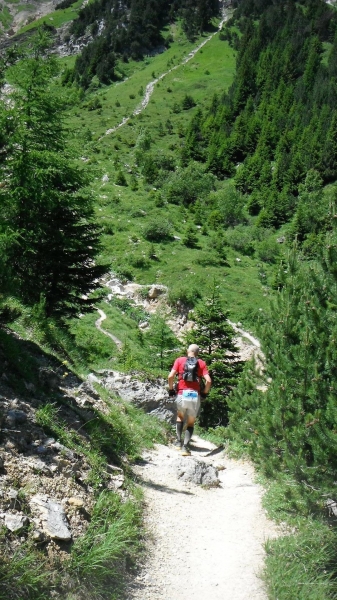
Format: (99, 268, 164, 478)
(115, 170, 127, 186)
(182, 94, 196, 110)
(224, 226, 256, 256)
(256, 237, 281, 264)
(168, 282, 202, 308)
(114, 266, 134, 283)
(208, 184, 248, 228)
(165, 162, 215, 205)
(143, 219, 173, 242)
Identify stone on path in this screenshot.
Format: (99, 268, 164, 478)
(171, 457, 219, 487)
(30, 495, 72, 541)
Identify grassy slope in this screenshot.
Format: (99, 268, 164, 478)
(60, 22, 276, 372)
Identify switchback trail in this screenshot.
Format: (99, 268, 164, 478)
(128, 436, 278, 600)
(101, 9, 230, 140)
(94, 308, 123, 348)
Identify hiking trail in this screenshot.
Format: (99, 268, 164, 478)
(127, 436, 279, 600)
(94, 308, 123, 348)
(100, 9, 230, 140)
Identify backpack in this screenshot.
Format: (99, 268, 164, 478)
(182, 357, 199, 382)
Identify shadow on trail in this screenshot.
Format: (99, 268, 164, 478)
(138, 477, 195, 496)
(189, 444, 212, 453)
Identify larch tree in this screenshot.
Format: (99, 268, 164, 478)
(184, 284, 243, 428)
(0, 32, 106, 318)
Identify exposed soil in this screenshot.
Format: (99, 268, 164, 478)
(127, 436, 279, 600)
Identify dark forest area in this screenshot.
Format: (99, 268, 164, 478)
(69, 0, 220, 87)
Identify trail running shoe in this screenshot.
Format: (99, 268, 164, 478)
(174, 440, 182, 449)
(181, 445, 191, 456)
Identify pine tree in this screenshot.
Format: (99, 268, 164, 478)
(0, 33, 106, 318)
(228, 242, 337, 496)
(185, 285, 243, 428)
(145, 314, 178, 370)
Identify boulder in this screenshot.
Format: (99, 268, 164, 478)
(30, 495, 72, 541)
(148, 285, 167, 299)
(171, 457, 219, 487)
(7, 409, 27, 424)
(4, 513, 29, 532)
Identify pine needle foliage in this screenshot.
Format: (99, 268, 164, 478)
(185, 284, 243, 428)
(228, 237, 337, 500)
(0, 32, 106, 318)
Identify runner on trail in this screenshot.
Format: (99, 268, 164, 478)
(168, 344, 211, 456)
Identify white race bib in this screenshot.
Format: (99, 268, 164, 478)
(181, 390, 198, 409)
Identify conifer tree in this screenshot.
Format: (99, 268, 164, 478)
(0, 33, 106, 318)
(228, 241, 337, 496)
(185, 285, 243, 428)
(145, 314, 178, 370)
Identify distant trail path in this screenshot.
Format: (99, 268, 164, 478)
(127, 437, 279, 600)
(101, 9, 230, 140)
(95, 308, 123, 348)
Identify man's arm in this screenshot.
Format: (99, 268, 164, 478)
(203, 373, 212, 394)
(168, 368, 177, 390)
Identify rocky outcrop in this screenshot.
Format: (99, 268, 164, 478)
(98, 370, 176, 423)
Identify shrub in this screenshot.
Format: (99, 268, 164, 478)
(256, 237, 281, 264)
(115, 170, 127, 186)
(182, 94, 196, 110)
(168, 282, 202, 308)
(87, 97, 102, 111)
(224, 226, 256, 256)
(143, 219, 173, 242)
(165, 162, 215, 205)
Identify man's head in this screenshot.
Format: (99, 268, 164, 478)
(187, 344, 199, 356)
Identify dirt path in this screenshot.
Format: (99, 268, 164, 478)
(94, 308, 123, 348)
(102, 10, 230, 140)
(128, 436, 278, 600)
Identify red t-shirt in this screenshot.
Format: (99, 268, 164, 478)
(172, 356, 209, 393)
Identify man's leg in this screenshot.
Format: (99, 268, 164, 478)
(181, 414, 196, 455)
(183, 415, 196, 448)
(174, 409, 185, 448)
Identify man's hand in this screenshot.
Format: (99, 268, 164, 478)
(168, 389, 176, 397)
(200, 392, 208, 400)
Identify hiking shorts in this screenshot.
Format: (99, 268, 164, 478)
(176, 390, 200, 419)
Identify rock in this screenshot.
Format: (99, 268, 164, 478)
(235, 258, 241, 262)
(51, 442, 75, 460)
(38, 367, 59, 390)
(106, 463, 123, 474)
(102, 174, 109, 182)
(102, 372, 176, 422)
(68, 497, 84, 508)
(148, 285, 167, 299)
(277, 236, 286, 244)
(32, 529, 46, 542)
(7, 489, 18, 500)
(326, 498, 337, 517)
(27, 459, 52, 476)
(87, 373, 101, 384)
(173, 236, 181, 241)
(171, 457, 219, 487)
(30, 495, 72, 541)
(108, 475, 124, 490)
(139, 321, 149, 329)
(4, 513, 29, 532)
(7, 409, 27, 424)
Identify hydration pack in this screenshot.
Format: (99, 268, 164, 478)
(182, 357, 199, 382)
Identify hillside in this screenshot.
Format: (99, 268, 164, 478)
(1, 0, 337, 598)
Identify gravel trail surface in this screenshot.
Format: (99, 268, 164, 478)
(128, 437, 278, 600)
